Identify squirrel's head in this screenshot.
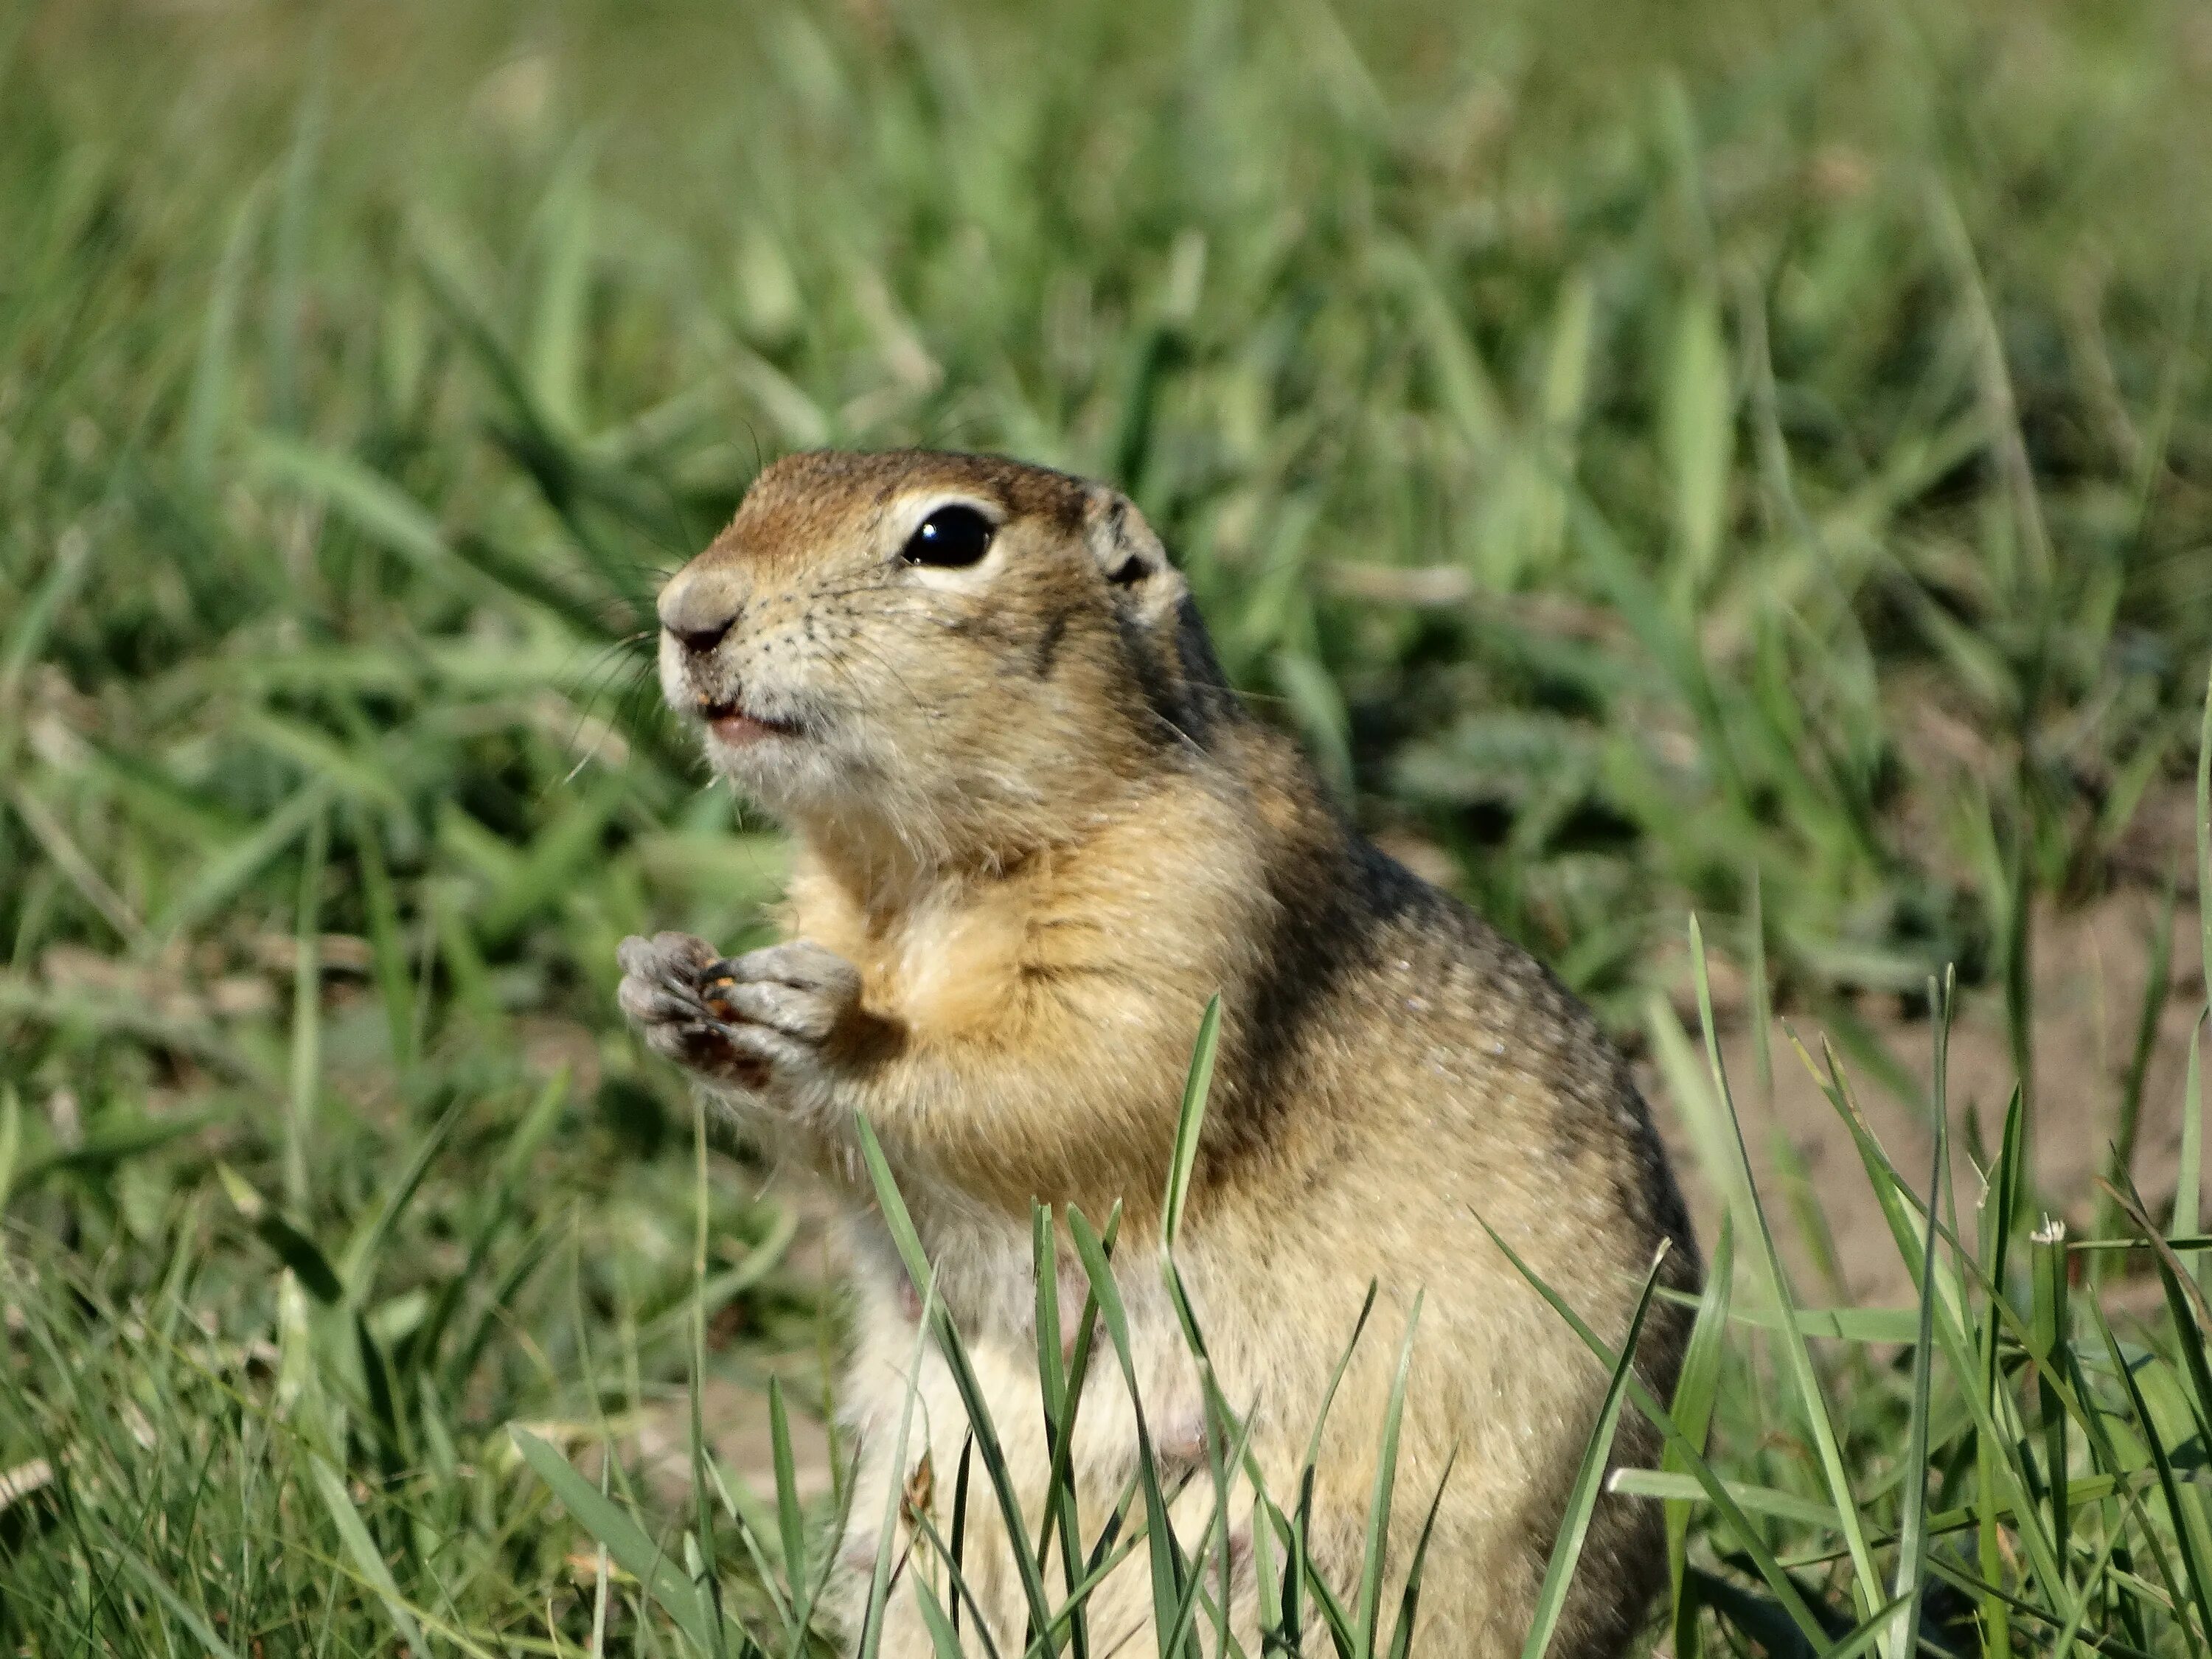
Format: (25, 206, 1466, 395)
(657, 449, 1231, 868)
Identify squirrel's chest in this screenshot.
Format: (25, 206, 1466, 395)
(787, 878, 1033, 1042)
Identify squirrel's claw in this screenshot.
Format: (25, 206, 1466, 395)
(619, 932, 860, 1105)
(618, 931, 762, 1086)
(699, 939, 860, 1043)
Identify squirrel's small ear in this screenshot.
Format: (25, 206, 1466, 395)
(1081, 487, 1187, 628)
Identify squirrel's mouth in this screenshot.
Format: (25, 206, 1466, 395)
(698, 698, 801, 747)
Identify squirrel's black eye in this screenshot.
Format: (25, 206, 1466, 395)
(901, 505, 995, 568)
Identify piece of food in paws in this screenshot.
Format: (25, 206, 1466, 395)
(698, 961, 742, 1020)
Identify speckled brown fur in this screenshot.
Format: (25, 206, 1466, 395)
(619, 449, 1700, 1658)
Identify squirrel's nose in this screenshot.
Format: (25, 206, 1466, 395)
(659, 571, 742, 656)
(670, 617, 732, 655)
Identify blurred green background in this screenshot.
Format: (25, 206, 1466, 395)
(4, 0, 2211, 1648)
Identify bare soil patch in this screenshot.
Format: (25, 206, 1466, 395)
(1646, 886, 2205, 1307)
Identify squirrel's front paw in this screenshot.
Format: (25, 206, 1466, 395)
(617, 933, 860, 1108)
(617, 931, 763, 1087)
(696, 940, 862, 1047)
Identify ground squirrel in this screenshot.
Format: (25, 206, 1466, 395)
(617, 448, 1700, 1657)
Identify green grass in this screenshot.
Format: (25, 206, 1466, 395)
(4, 0, 2212, 1652)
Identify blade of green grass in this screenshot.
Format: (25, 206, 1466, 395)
(690, 1098, 733, 1659)
(1607, 1470, 1846, 1532)
(512, 1426, 719, 1652)
(1386, 1444, 1458, 1659)
(112, 1537, 245, 1659)
(0, 1088, 18, 1213)
(2098, 886, 2177, 1255)
(1521, 1246, 1668, 1659)
(1666, 1212, 1734, 1658)
(2093, 1306, 2212, 1655)
(855, 1272, 938, 1659)
(1890, 975, 1949, 1659)
(1357, 1293, 1424, 1658)
(1477, 1214, 1837, 1647)
(307, 1454, 431, 1655)
(854, 1113, 1060, 1652)
(2033, 1215, 2073, 1578)
(1688, 918, 1884, 1624)
(1163, 995, 1220, 1251)
(1067, 1203, 1189, 1658)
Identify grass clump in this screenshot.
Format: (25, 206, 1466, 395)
(10, 903, 2212, 1656)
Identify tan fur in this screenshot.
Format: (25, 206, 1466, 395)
(628, 448, 1701, 1658)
